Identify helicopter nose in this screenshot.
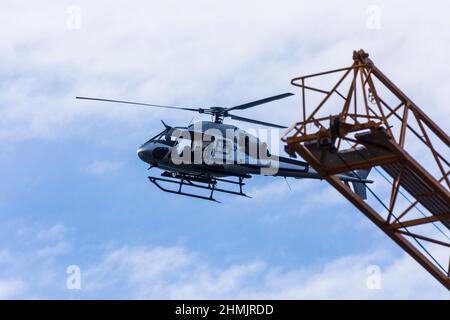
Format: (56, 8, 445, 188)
(137, 146, 151, 163)
(137, 144, 170, 163)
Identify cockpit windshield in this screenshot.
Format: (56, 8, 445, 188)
(143, 127, 217, 151)
(142, 128, 178, 146)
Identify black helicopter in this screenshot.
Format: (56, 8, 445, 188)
(76, 93, 370, 202)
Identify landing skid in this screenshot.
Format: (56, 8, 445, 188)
(148, 172, 250, 202)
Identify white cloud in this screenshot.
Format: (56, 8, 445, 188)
(1, 1, 449, 142)
(83, 160, 123, 175)
(257, 250, 449, 299)
(0, 279, 26, 299)
(13, 223, 72, 259)
(0, 221, 447, 299)
(37, 223, 66, 240)
(34, 224, 71, 258)
(84, 245, 449, 299)
(36, 241, 71, 258)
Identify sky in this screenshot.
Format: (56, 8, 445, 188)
(0, 0, 449, 299)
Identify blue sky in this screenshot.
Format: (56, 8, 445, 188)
(0, 1, 449, 298)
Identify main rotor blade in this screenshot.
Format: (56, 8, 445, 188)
(76, 96, 200, 112)
(229, 114, 287, 129)
(226, 92, 294, 112)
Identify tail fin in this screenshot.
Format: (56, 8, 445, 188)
(351, 169, 371, 200)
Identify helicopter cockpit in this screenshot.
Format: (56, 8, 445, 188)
(138, 127, 205, 161)
(143, 128, 180, 146)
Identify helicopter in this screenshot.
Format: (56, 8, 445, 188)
(76, 93, 371, 202)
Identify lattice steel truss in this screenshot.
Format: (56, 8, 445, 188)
(283, 50, 450, 290)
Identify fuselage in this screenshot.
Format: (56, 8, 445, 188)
(137, 121, 315, 179)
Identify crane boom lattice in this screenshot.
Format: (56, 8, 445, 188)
(283, 50, 450, 290)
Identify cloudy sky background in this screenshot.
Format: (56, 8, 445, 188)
(0, 0, 449, 298)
